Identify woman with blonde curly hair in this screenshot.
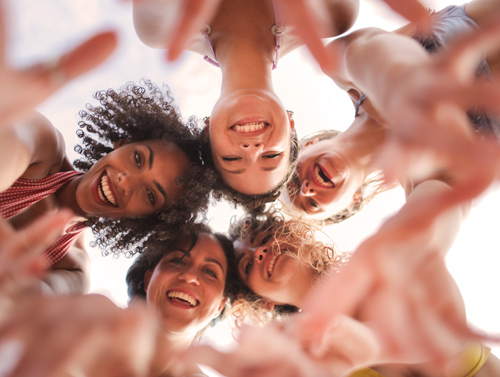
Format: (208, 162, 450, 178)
(280, 0, 500, 224)
(229, 210, 346, 323)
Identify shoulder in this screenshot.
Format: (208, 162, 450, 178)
(18, 111, 67, 178)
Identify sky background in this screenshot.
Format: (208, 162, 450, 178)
(5, 0, 500, 366)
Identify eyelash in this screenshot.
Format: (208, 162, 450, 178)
(245, 259, 253, 274)
(261, 234, 272, 245)
(169, 258, 218, 278)
(134, 151, 142, 168)
(222, 157, 241, 162)
(263, 153, 282, 159)
(146, 188, 155, 206)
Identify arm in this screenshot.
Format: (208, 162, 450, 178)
(39, 234, 91, 296)
(0, 111, 65, 192)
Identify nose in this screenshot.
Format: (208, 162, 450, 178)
(117, 171, 139, 195)
(239, 142, 264, 157)
(254, 245, 269, 264)
(177, 269, 200, 286)
(301, 179, 316, 197)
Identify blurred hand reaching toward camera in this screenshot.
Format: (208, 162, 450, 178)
(0, 2, 117, 123)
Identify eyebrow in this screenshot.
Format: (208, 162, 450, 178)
(262, 166, 278, 172)
(206, 258, 225, 273)
(154, 180, 167, 203)
(222, 167, 245, 174)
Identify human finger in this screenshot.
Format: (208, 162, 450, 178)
(167, 0, 221, 61)
(180, 345, 241, 377)
(438, 14, 500, 82)
(380, 0, 431, 30)
(275, 0, 336, 72)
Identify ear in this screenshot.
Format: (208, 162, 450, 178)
(113, 139, 132, 149)
(286, 110, 295, 132)
(143, 269, 153, 293)
(216, 297, 227, 317)
(304, 137, 320, 148)
(261, 300, 276, 312)
(352, 191, 362, 205)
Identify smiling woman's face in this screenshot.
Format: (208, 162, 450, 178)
(75, 139, 189, 219)
(234, 232, 315, 306)
(144, 233, 228, 334)
(208, 89, 295, 195)
(283, 138, 362, 219)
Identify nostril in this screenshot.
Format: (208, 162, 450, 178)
(242, 144, 249, 148)
(262, 248, 268, 253)
(254, 144, 260, 147)
(258, 255, 263, 261)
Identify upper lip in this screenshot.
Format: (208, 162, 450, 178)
(310, 163, 335, 189)
(101, 171, 120, 206)
(230, 120, 270, 138)
(166, 287, 200, 306)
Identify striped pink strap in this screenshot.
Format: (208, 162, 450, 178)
(0, 171, 87, 266)
(0, 171, 83, 220)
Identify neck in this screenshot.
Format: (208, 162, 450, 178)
(288, 267, 323, 308)
(55, 174, 86, 217)
(148, 329, 197, 376)
(209, 0, 277, 95)
(329, 114, 387, 181)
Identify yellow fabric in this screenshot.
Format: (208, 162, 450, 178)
(348, 343, 490, 377)
(445, 343, 491, 377)
(349, 368, 385, 377)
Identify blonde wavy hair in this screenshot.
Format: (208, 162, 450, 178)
(283, 130, 397, 225)
(229, 209, 348, 328)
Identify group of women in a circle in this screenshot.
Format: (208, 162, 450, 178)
(1, 0, 500, 376)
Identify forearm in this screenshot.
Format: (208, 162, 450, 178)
(388, 179, 468, 257)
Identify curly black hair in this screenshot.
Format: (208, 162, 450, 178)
(73, 79, 217, 257)
(126, 223, 243, 319)
(199, 127, 299, 214)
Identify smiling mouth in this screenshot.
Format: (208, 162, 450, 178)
(268, 252, 281, 277)
(231, 121, 270, 133)
(98, 173, 118, 206)
(314, 164, 335, 188)
(167, 291, 199, 307)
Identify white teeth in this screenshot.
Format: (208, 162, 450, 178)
(233, 122, 267, 133)
(314, 165, 334, 188)
(268, 253, 280, 276)
(99, 175, 117, 205)
(167, 291, 197, 307)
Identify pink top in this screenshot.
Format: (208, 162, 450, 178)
(0, 171, 87, 266)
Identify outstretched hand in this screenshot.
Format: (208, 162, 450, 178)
(0, 295, 156, 377)
(293, 175, 500, 371)
(0, 2, 117, 123)
(375, 18, 500, 183)
(0, 210, 73, 290)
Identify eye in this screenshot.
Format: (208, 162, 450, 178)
(168, 257, 185, 265)
(222, 156, 241, 162)
(146, 188, 155, 206)
(134, 151, 142, 168)
(261, 234, 272, 246)
(309, 199, 320, 210)
(204, 268, 218, 278)
(263, 152, 282, 159)
(245, 259, 253, 274)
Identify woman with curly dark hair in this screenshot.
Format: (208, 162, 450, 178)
(0, 80, 213, 295)
(126, 223, 241, 376)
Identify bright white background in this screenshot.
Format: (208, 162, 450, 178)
(5, 0, 500, 362)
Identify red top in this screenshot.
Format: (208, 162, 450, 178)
(0, 171, 87, 266)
